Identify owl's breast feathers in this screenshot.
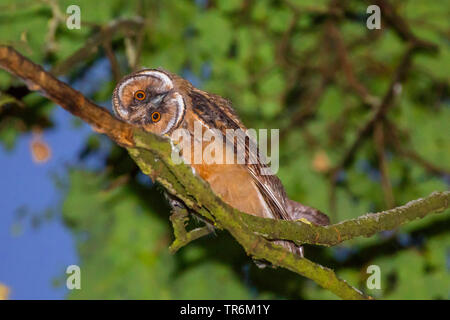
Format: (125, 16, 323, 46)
(187, 90, 286, 218)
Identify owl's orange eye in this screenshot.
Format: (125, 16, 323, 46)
(134, 90, 146, 101)
(151, 111, 161, 122)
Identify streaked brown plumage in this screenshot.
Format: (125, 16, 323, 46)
(112, 68, 329, 256)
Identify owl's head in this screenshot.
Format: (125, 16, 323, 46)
(112, 69, 187, 135)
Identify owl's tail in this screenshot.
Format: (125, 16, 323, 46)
(286, 199, 330, 226)
(278, 199, 330, 258)
(274, 240, 305, 257)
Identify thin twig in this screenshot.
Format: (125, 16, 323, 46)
(330, 45, 416, 173)
(373, 0, 438, 52)
(374, 121, 395, 208)
(50, 17, 144, 76)
(102, 38, 122, 82)
(327, 22, 379, 107)
(386, 120, 450, 177)
(327, 45, 416, 215)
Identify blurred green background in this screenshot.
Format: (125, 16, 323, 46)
(0, 0, 449, 299)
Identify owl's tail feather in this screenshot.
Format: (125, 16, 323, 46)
(275, 240, 304, 258)
(276, 199, 331, 258)
(286, 199, 330, 226)
(249, 201, 328, 268)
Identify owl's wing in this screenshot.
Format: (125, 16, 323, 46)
(190, 90, 290, 221)
(247, 164, 290, 220)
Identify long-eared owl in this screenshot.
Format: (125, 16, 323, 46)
(112, 69, 329, 256)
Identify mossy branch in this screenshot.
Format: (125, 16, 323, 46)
(1, 45, 448, 300)
(168, 204, 212, 254)
(240, 191, 449, 247)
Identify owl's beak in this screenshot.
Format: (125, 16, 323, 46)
(150, 91, 169, 105)
(129, 106, 150, 123)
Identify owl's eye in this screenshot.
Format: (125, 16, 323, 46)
(151, 111, 161, 123)
(134, 90, 146, 101)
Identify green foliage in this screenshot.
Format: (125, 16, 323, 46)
(1, 0, 449, 299)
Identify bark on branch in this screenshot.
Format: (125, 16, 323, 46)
(1, 45, 448, 300)
(241, 191, 449, 246)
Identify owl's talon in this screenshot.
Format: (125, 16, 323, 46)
(295, 218, 312, 225)
(167, 194, 212, 253)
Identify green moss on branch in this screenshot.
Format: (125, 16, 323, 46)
(240, 191, 449, 246)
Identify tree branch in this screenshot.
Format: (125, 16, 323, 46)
(240, 191, 449, 247)
(373, 0, 438, 52)
(168, 205, 212, 253)
(386, 120, 450, 177)
(50, 17, 144, 76)
(374, 121, 395, 208)
(330, 44, 416, 172)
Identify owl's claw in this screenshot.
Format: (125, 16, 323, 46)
(295, 218, 312, 225)
(167, 195, 212, 253)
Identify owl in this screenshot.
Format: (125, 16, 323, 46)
(112, 68, 329, 256)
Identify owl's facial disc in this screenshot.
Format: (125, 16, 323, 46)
(112, 69, 185, 135)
